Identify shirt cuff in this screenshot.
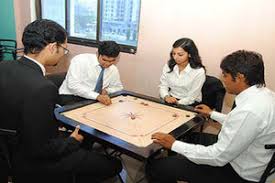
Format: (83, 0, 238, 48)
(171, 140, 187, 154)
(210, 111, 219, 119)
(90, 92, 100, 100)
(160, 90, 169, 99)
(177, 99, 187, 105)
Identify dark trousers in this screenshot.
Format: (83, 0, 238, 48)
(72, 149, 122, 182)
(0, 159, 9, 183)
(12, 149, 122, 183)
(146, 133, 256, 183)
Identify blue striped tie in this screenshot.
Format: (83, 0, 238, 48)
(94, 66, 105, 93)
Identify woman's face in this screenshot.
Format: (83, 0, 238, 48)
(172, 47, 189, 66)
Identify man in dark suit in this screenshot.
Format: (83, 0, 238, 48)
(0, 19, 122, 182)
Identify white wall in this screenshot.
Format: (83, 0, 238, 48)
(14, 0, 275, 110)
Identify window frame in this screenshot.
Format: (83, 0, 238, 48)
(38, 0, 141, 54)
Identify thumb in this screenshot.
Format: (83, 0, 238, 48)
(73, 125, 80, 134)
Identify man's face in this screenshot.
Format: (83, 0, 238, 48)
(45, 41, 68, 66)
(221, 71, 240, 95)
(98, 55, 117, 68)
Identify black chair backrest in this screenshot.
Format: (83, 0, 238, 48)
(0, 39, 17, 61)
(201, 75, 226, 112)
(46, 72, 67, 88)
(259, 144, 275, 183)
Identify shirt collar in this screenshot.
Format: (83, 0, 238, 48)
(175, 63, 192, 73)
(235, 85, 260, 107)
(184, 63, 192, 73)
(23, 55, 46, 76)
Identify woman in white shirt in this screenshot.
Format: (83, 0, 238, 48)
(159, 38, 206, 106)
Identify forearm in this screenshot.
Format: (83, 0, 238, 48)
(171, 140, 228, 166)
(67, 81, 99, 100)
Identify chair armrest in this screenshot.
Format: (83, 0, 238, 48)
(0, 128, 17, 136)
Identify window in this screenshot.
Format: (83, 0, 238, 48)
(40, 0, 141, 54)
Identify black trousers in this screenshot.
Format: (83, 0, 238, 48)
(71, 149, 122, 182)
(146, 133, 256, 183)
(12, 149, 122, 183)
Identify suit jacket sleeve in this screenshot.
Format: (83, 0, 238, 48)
(23, 82, 80, 159)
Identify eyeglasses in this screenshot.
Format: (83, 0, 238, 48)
(59, 45, 70, 55)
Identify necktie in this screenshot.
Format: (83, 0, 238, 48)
(231, 101, 236, 110)
(94, 66, 105, 93)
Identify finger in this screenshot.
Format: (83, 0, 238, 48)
(74, 125, 80, 133)
(152, 133, 160, 139)
(151, 132, 158, 138)
(195, 104, 204, 109)
(151, 134, 156, 139)
(194, 107, 204, 112)
(153, 139, 161, 144)
(167, 100, 173, 104)
(152, 132, 162, 137)
(105, 99, 111, 105)
(152, 132, 165, 140)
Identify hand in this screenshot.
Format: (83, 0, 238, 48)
(70, 125, 84, 142)
(151, 132, 175, 149)
(97, 94, 112, 105)
(101, 88, 108, 95)
(194, 104, 212, 117)
(164, 96, 178, 104)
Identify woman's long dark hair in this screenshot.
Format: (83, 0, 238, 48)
(168, 38, 205, 73)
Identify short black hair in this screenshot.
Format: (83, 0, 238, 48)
(220, 50, 265, 87)
(22, 19, 67, 54)
(98, 41, 120, 57)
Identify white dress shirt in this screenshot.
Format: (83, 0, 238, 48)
(171, 85, 275, 182)
(159, 63, 205, 105)
(59, 53, 123, 100)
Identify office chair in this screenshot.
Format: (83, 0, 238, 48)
(195, 75, 226, 133)
(259, 144, 275, 183)
(0, 39, 18, 61)
(201, 75, 226, 112)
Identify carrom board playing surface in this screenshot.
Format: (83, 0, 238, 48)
(62, 95, 197, 147)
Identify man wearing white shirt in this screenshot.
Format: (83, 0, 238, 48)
(147, 50, 275, 183)
(59, 41, 123, 105)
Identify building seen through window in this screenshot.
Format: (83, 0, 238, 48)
(41, 0, 141, 53)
